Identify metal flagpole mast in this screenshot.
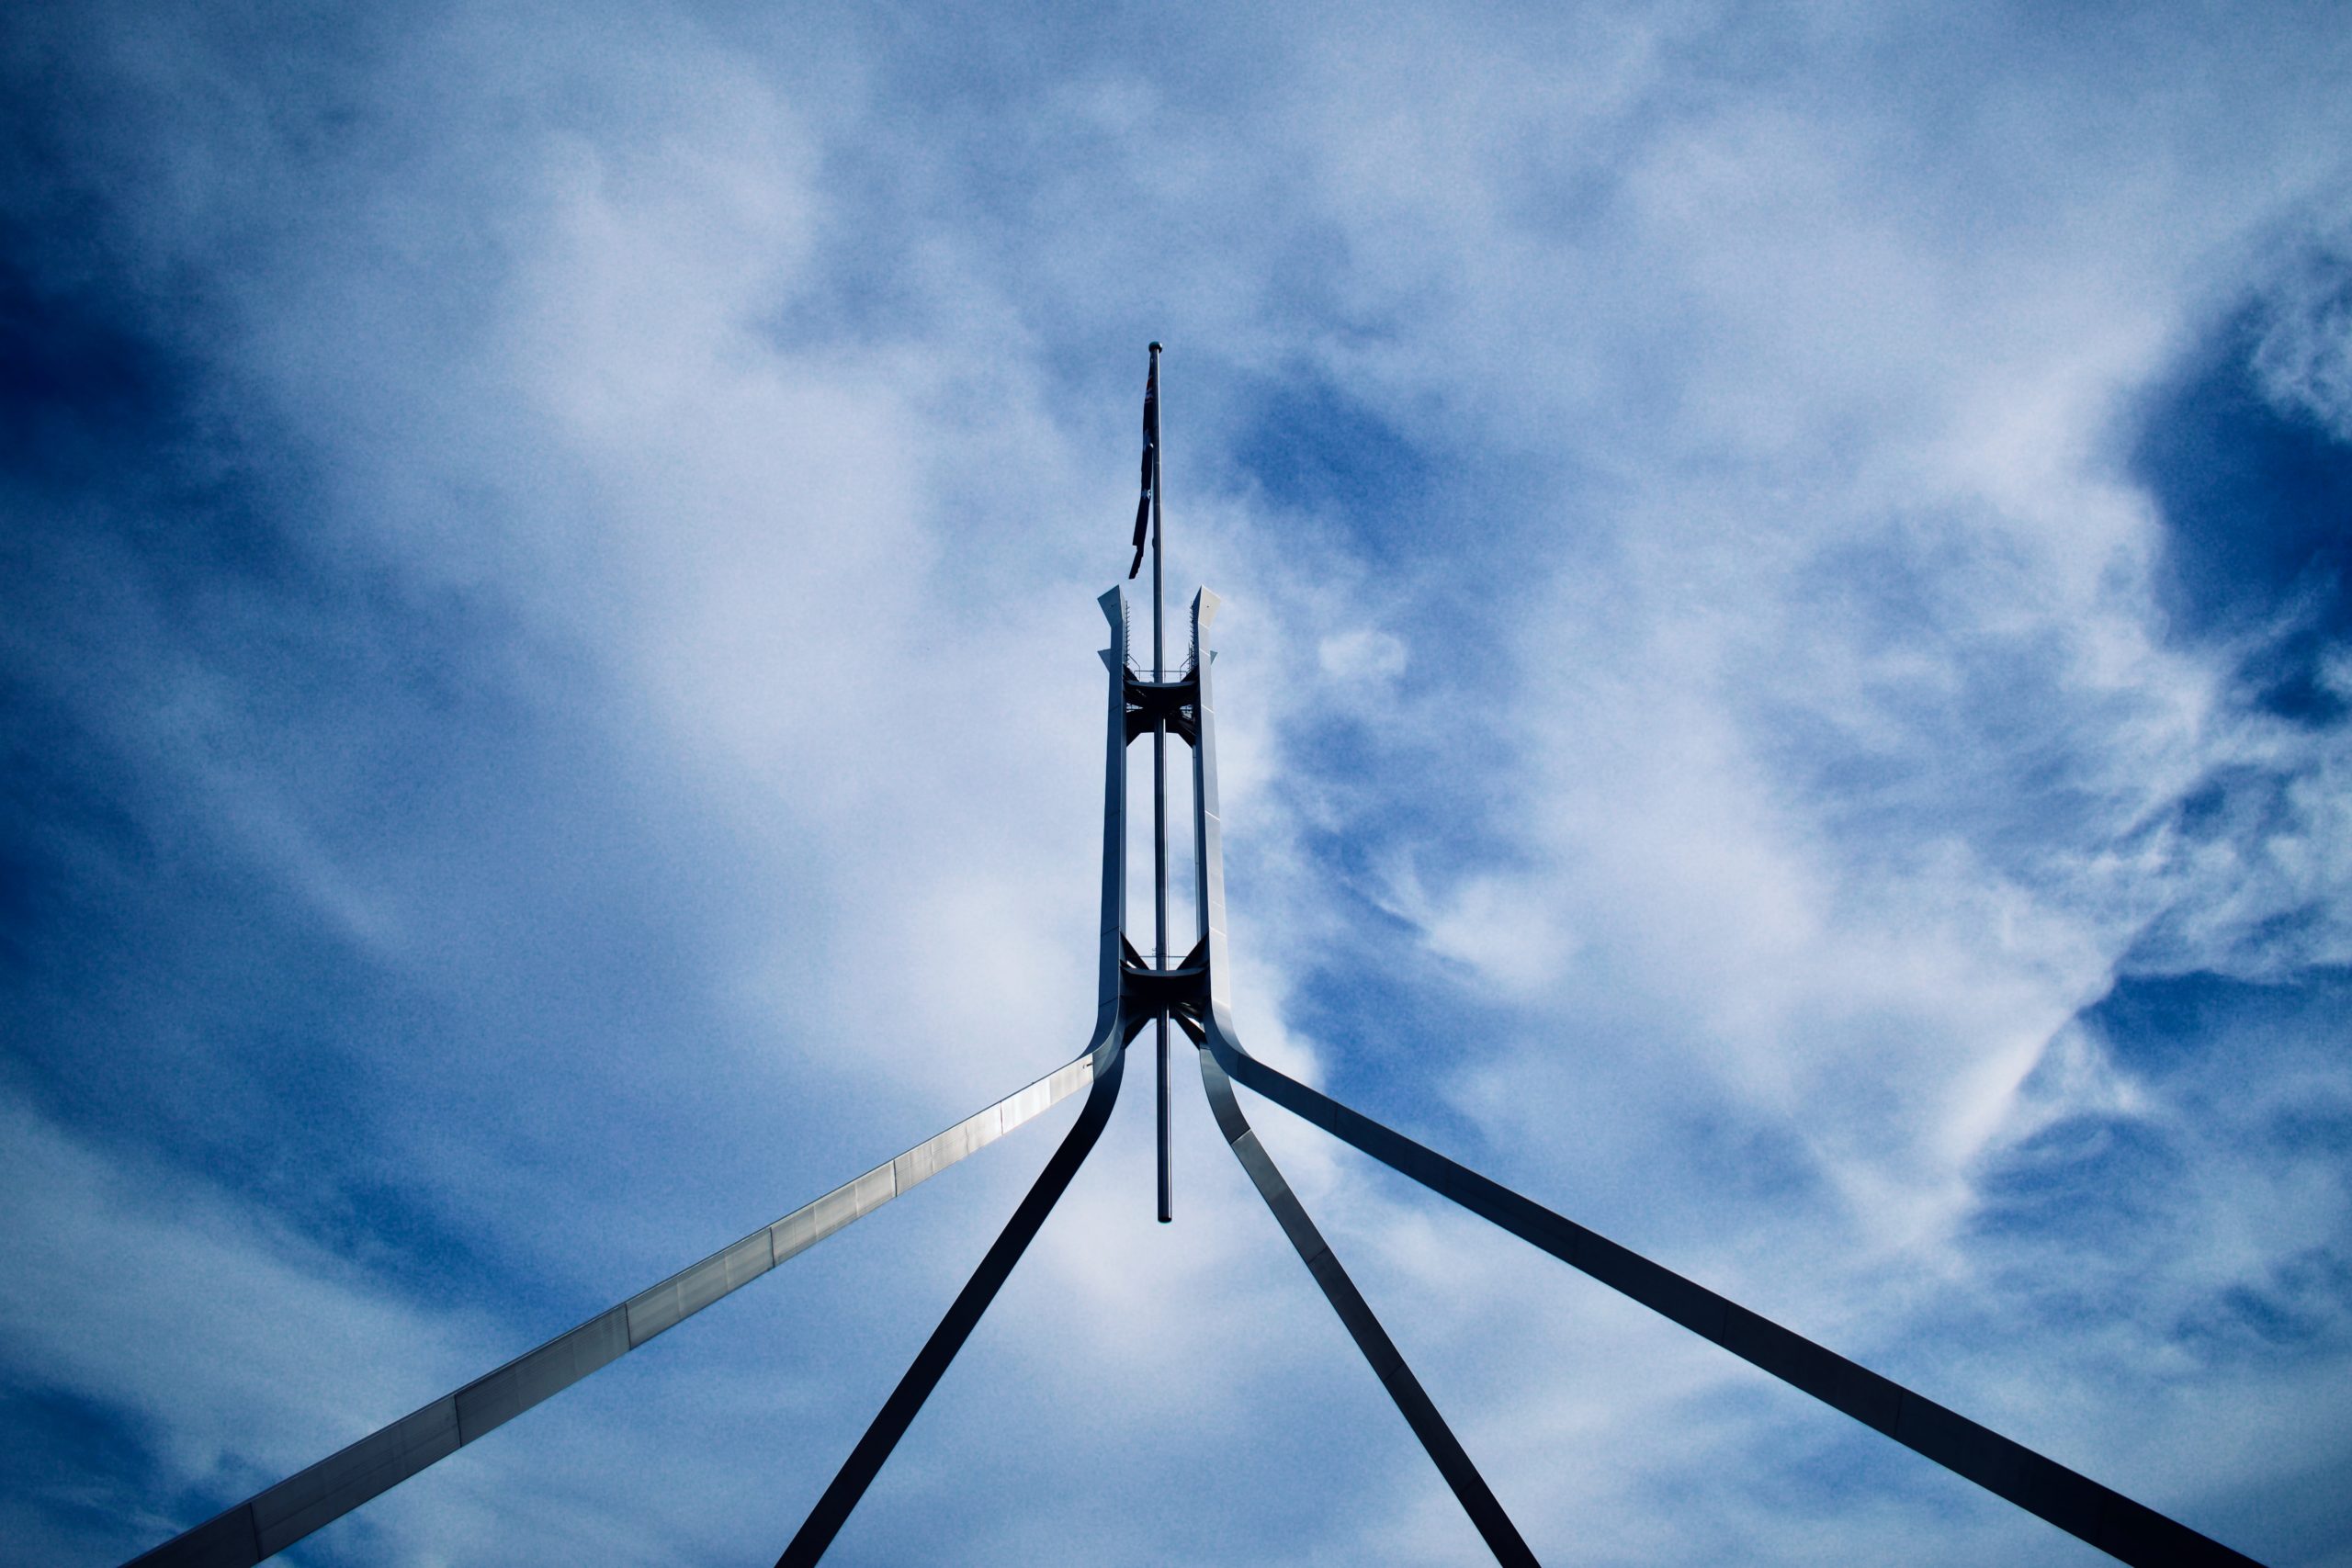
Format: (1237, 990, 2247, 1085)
(1148, 342, 1172, 1224)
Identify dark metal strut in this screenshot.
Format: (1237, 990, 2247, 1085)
(1193, 1023, 1539, 1566)
(1156, 585, 1536, 1562)
(1149, 342, 1174, 1229)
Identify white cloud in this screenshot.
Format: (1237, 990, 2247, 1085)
(2255, 222, 2352, 443)
(0, 1096, 488, 1546)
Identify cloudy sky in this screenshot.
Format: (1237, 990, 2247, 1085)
(6, 3, 2351, 1564)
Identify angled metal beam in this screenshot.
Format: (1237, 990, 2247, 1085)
(774, 1039, 1126, 1566)
(1193, 1029, 1538, 1566)
(119, 1054, 1098, 1568)
(1199, 1033, 2264, 1568)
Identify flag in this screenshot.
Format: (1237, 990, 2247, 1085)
(1127, 349, 1159, 579)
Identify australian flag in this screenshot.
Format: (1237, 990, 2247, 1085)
(1127, 346, 1159, 579)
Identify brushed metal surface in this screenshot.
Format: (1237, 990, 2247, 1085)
(250, 1396, 459, 1555)
(457, 1308, 629, 1443)
(123, 1506, 256, 1568)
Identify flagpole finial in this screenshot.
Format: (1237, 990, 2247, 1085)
(1148, 341, 1161, 353)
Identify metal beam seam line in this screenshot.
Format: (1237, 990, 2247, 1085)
(118, 1053, 1099, 1568)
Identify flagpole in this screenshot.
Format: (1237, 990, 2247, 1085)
(1148, 343, 1171, 1225)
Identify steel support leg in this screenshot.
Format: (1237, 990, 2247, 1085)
(1194, 1033, 1538, 1567)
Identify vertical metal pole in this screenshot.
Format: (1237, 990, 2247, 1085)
(1149, 343, 1171, 1224)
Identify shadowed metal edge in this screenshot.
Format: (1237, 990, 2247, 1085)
(119, 1053, 1098, 1568)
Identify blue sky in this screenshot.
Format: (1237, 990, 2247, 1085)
(6, 3, 2351, 1563)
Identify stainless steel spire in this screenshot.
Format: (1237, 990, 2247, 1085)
(122, 350, 2266, 1568)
